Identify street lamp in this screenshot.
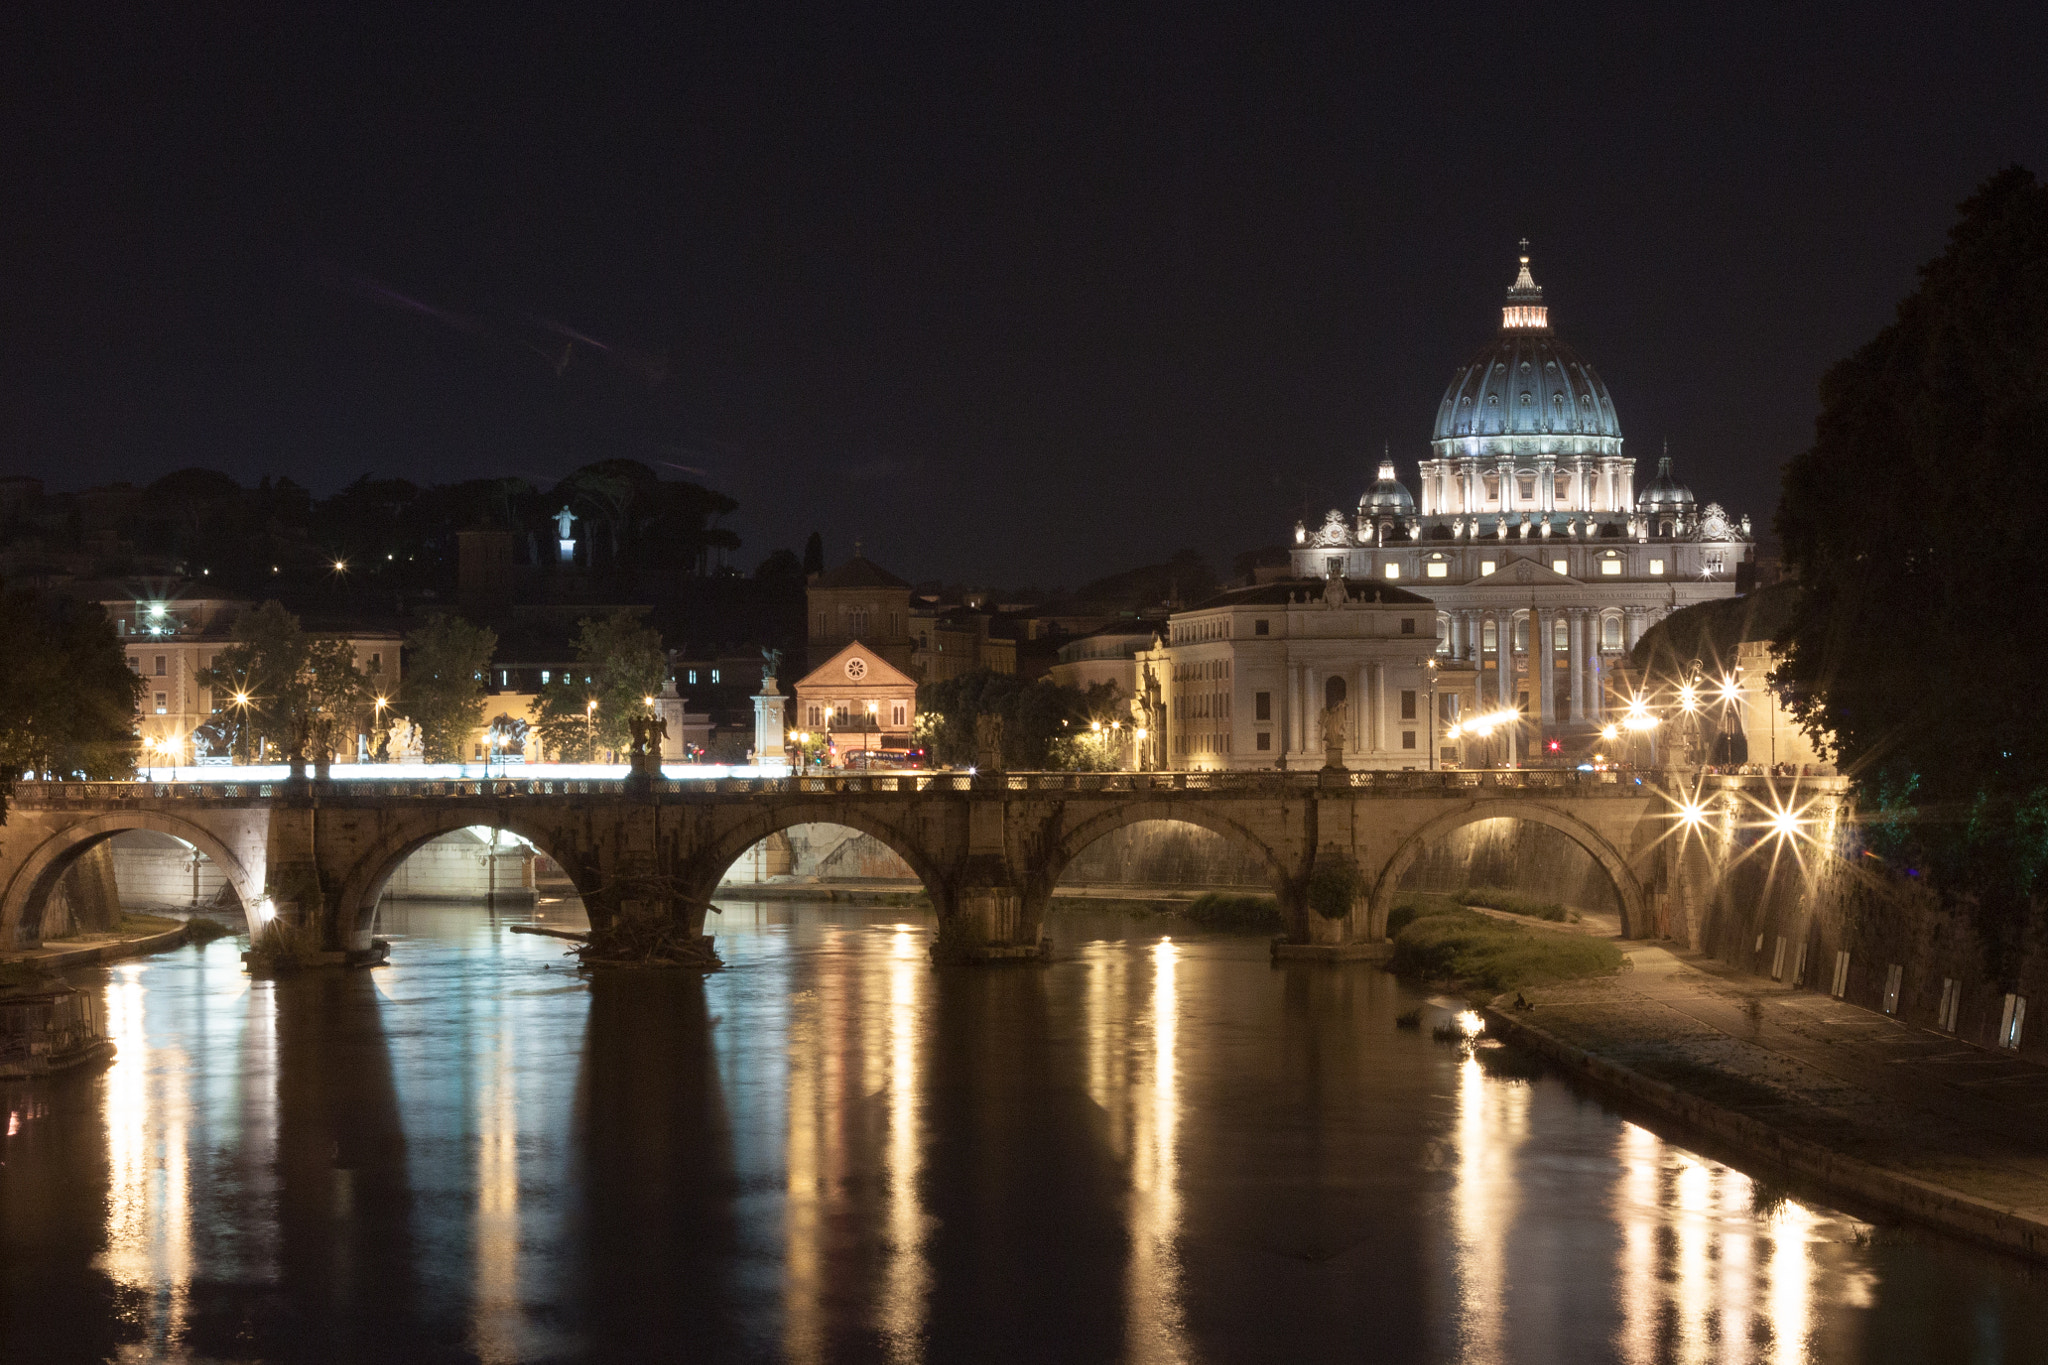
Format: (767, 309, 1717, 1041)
(586, 698, 599, 763)
(231, 690, 253, 766)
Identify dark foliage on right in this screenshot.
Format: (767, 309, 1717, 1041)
(1774, 167, 2048, 967)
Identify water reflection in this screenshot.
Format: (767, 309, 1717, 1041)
(1450, 1048, 1530, 1364)
(3, 903, 2045, 1363)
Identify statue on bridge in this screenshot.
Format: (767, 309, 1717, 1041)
(760, 646, 783, 691)
(1319, 701, 1349, 773)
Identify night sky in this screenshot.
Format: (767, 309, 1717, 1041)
(7, 5, 2045, 587)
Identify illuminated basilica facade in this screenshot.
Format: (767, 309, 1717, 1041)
(1145, 246, 1754, 769)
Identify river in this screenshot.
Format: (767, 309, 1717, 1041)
(3, 899, 2043, 1363)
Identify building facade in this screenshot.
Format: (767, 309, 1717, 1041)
(1134, 578, 1440, 771)
(806, 553, 916, 675)
(791, 641, 918, 762)
(107, 594, 401, 765)
(1150, 245, 1754, 768)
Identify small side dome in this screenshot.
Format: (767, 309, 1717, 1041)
(1360, 456, 1415, 514)
(1637, 452, 1696, 512)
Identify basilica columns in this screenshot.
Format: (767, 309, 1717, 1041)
(1494, 607, 1516, 709)
(1568, 608, 1588, 723)
(1535, 604, 1555, 737)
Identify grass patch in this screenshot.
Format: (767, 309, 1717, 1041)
(1453, 886, 1569, 922)
(1387, 891, 1463, 937)
(1050, 895, 1184, 917)
(117, 912, 184, 935)
(1183, 892, 1280, 931)
(1394, 1007, 1423, 1030)
(1389, 902, 1622, 995)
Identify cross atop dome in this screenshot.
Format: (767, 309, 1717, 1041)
(1502, 240, 1549, 330)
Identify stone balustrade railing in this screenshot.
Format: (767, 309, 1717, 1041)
(7, 769, 1847, 805)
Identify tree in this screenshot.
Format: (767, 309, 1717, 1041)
(0, 583, 141, 787)
(1773, 167, 2048, 957)
(531, 610, 667, 761)
(755, 548, 804, 583)
(400, 613, 497, 762)
(802, 531, 825, 577)
(916, 669, 1120, 769)
(196, 601, 371, 763)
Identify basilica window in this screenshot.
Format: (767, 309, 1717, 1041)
(1553, 619, 1568, 651)
(1554, 473, 1571, 505)
(1599, 558, 1622, 575)
(1516, 475, 1536, 503)
(1483, 474, 1500, 503)
(1255, 692, 1271, 721)
(1649, 559, 1665, 576)
(1254, 619, 1269, 635)
(1383, 564, 1400, 580)
(1551, 558, 1568, 575)
(1513, 618, 1529, 651)
(1482, 621, 1497, 651)
(1479, 559, 1496, 576)
(1427, 558, 1448, 578)
(1601, 617, 1622, 650)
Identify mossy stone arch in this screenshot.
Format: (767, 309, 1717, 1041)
(688, 801, 949, 916)
(0, 811, 260, 945)
(1369, 798, 1649, 939)
(1032, 798, 1293, 910)
(334, 808, 602, 946)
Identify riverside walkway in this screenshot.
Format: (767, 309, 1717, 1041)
(1494, 944, 2048, 1260)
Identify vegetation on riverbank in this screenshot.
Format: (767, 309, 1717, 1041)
(1387, 892, 1622, 996)
(1183, 892, 1280, 930)
(1451, 886, 1571, 922)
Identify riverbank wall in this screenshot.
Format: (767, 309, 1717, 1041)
(1483, 997, 2048, 1262)
(1664, 792, 2047, 1063)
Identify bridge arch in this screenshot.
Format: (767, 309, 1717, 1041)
(1032, 799, 1293, 908)
(689, 801, 949, 913)
(1369, 798, 1648, 939)
(0, 810, 260, 945)
(333, 808, 604, 946)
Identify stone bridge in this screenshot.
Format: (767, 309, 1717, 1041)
(0, 770, 1830, 961)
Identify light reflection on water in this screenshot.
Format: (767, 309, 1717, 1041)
(1, 900, 2043, 1363)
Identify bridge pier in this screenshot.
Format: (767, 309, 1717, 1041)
(930, 876, 1049, 962)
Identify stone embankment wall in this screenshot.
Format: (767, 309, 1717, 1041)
(41, 842, 123, 936)
(1394, 815, 1623, 916)
(1669, 796, 2047, 1062)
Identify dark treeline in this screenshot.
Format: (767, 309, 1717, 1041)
(0, 458, 741, 605)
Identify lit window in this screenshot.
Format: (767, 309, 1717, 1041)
(1426, 560, 1448, 578)
(2001, 994, 2027, 1050)
(540, 670, 551, 684)
(711, 669, 720, 683)
(1479, 560, 1497, 576)
(1601, 617, 1622, 650)
(687, 670, 697, 684)
(1383, 563, 1400, 580)
(1649, 559, 1665, 576)
(1551, 559, 1568, 575)
(154, 693, 167, 714)
(1600, 559, 1621, 576)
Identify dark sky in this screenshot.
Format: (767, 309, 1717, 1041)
(6, 4, 2044, 587)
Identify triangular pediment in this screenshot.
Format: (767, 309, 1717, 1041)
(795, 640, 916, 690)
(1491, 555, 1578, 585)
